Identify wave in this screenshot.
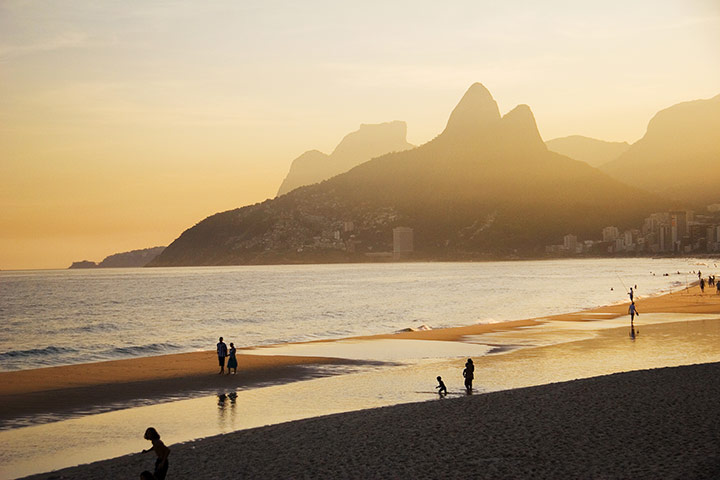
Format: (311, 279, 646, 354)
(0, 345, 79, 360)
(100, 342, 184, 358)
(57, 322, 120, 334)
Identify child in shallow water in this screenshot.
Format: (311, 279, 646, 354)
(436, 376, 447, 396)
(141, 427, 170, 480)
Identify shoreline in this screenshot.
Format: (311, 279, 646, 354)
(2, 283, 720, 479)
(21, 362, 720, 479)
(2, 283, 718, 425)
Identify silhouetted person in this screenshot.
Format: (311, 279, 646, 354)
(716, 282, 719, 294)
(140, 471, 156, 480)
(436, 376, 447, 397)
(141, 427, 170, 480)
(217, 337, 228, 374)
(700, 278, 705, 293)
(463, 358, 474, 394)
(628, 287, 633, 302)
(628, 302, 639, 323)
(226, 342, 238, 375)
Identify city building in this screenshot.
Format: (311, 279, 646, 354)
(563, 234, 578, 252)
(393, 227, 414, 259)
(602, 226, 619, 242)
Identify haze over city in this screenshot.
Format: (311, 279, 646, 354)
(2, 0, 719, 270)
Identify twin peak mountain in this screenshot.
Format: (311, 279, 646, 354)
(151, 83, 660, 266)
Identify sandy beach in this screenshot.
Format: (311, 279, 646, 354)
(21, 361, 720, 479)
(3, 284, 717, 421)
(4, 283, 720, 479)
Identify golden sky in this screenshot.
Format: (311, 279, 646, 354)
(1, 0, 719, 270)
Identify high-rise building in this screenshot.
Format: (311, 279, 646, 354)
(563, 234, 577, 252)
(670, 210, 688, 240)
(393, 227, 414, 259)
(602, 226, 619, 243)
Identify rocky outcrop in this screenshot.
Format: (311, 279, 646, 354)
(600, 94, 720, 204)
(69, 247, 165, 269)
(276, 121, 414, 196)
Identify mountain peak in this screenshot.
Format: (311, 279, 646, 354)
(277, 121, 414, 196)
(332, 121, 409, 157)
(442, 83, 501, 138)
(498, 104, 547, 154)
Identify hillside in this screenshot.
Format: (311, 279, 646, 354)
(69, 246, 166, 269)
(276, 121, 414, 196)
(546, 135, 629, 167)
(151, 83, 663, 267)
(600, 94, 720, 205)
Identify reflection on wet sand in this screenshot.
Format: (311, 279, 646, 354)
(2, 315, 720, 480)
(217, 392, 238, 431)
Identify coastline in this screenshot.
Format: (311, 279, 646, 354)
(3, 283, 720, 479)
(2, 284, 719, 424)
(21, 362, 720, 479)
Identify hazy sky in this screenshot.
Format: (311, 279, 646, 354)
(2, 0, 719, 270)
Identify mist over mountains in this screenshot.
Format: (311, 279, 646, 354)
(151, 83, 667, 267)
(277, 121, 414, 196)
(600, 94, 720, 205)
(545, 136, 630, 168)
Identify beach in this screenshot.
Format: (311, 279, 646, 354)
(22, 362, 720, 479)
(4, 283, 720, 479)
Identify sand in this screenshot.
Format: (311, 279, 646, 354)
(0, 353, 374, 423)
(4, 284, 717, 419)
(6, 283, 720, 478)
(21, 362, 720, 479)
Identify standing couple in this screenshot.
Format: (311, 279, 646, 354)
(216, 337, 238, 375)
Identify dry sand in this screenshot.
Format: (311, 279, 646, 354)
(22, 362, 720, 479)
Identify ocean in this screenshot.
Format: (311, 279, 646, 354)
(0, 258, 713, 372)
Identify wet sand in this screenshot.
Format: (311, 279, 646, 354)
(0, 353, 376, 424)
(2, 285, 718, 423)
(5, 283, 720, 478)
(21, 362, 720, 479)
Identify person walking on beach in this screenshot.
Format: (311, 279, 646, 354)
(217, 337, 228, 374)
(463, 358, 474, 394)
(628, 302, 639, 323)
(436, 376, 447, 397)
(700, 278, 705, 293)
(141, 427, 170, 480)
(226, 342, 238, 375)
(629, 287, 634, 302)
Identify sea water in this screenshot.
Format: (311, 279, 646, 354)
(0, 258, 715, 371)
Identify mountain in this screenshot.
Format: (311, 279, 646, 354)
(276, 121, 414, 196)
(546, 135, 629, 167)
(600, 94, 720, 205)
(151, 83, 663, 267)
(69, 246, 165, 269)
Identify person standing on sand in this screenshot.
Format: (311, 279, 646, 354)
(217, 337, 228, 374)
(463, 358, 474, 394)
(227, 342, 237, 375)
(629, 287, 634, 302)
(628, 302, 639, 323)
(700, 278, 705, 293)
(141, 427, 170, 480)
